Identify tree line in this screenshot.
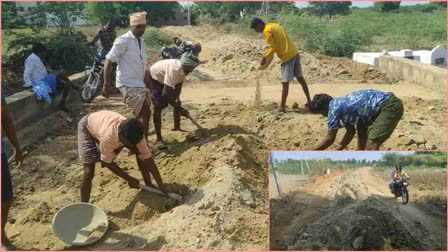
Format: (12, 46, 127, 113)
(274, 152, 447, 171)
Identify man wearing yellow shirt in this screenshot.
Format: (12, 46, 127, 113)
(389, 164, 411, 195)
(251, 18, 311, 112)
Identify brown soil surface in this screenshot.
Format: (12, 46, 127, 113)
(270, 167, 447, 251)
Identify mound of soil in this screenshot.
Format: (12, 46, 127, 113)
(293, 197, 439, 251)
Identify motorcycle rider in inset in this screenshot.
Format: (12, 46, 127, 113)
(389, 164, 411, 195)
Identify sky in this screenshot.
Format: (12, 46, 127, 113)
(179, 1, 430, 8)
(270, 151, 415, 162)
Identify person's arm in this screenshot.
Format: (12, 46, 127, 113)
(390, 170, 396, 181)
(103, 37, 127, 98)
(313, 129, 338, 150)
(23, 58, 34, 87)
(101, 161, 139, 188)
(144, 69, 152, 91)
(336, 125, 356, 150)
(263, 27, 276, 61)
(139, 157, 168, 194)
(1, 106, 23, 166)
(102, 59, 113, 98)
(88, 30, 101, 45)
(356, 124, 368, 150)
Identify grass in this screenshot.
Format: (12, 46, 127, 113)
(230, 7, 447, 57)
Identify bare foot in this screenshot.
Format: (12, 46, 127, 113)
(172, 128, 188, 132)
(277, 107, 286, 113)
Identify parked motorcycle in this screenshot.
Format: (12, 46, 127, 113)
(393, 178, 410, 204)
(81, 47, 105, 103)
(160, 37, 201, 59)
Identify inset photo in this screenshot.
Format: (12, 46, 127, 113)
(269, 151, 447, 251)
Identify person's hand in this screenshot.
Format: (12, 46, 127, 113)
(13, 147, 23, 168)
(127, 177, 140, 189)
(102, 85, 110, 99)
(260, 57, 267, 66)
(180, 107, 190, 118)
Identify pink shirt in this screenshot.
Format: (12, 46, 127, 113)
(149, 59, 186, 88)
(87, 110, 152, 163)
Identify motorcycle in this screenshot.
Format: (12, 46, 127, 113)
(81, 47, 105, 103)
(160, 37, 201, 60)
(393, 178, 410, 204)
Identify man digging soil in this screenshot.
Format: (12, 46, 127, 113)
(251, 18, 312, 112)
(77, 110, 168, 203)
(149, 52, 200, 150)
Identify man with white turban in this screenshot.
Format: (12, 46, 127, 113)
(103, 12, 152, 139)
(148, 52, 200, 149)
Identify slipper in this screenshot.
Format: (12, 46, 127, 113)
(155, 141, 169, 150)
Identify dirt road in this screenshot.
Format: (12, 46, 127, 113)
(270, 167, 447, 251)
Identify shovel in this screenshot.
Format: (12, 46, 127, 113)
(186, 114, 205, 131)
(139, 184, 182, 201)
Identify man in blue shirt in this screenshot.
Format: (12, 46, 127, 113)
(1, 95, 23, 250)
(307, 89, 404, 150)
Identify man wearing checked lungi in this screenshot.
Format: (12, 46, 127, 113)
(149, 52, 200, 150)
(102, 12, 152, 139)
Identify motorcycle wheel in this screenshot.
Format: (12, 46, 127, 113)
(401, 187, 409, 204)
(81, 72, 103, 103)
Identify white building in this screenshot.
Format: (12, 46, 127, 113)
(353, 46, 447, 67)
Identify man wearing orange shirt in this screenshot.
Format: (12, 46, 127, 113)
(77, 110, 167, 202)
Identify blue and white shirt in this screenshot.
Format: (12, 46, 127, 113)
(327, 90, 391, 130)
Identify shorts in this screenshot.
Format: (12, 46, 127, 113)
(150, 76, 183, 110)
(367, 93, 404, 143)
(281, 54, 303, 82)
(77, 114, 101, 164)
(2, 152, 13, 202)
(118, 86, 151, 117)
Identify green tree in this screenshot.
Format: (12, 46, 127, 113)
(309, 1, 352, 19)
(1, 2, 17, 29)
(33, 2, 85, 34)
(429, 1, 447, 8)
(374, 1, 401, 12)
(85, 2, 181, 26)
(85, 2, 119, 25)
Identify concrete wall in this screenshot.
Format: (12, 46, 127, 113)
(379, 55, 447, 93)
(4, 72, 85, 131)
(2, 72, 86, 157)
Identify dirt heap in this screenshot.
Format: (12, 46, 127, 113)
(163, 25, 391, 84)
(292, 197, 439, 251)
(7, 106, 268, 251)
(285, 168, 444, 251)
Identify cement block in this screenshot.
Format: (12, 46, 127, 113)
(379, 55, 446, 93)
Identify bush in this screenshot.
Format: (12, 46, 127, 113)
(325, 27, 370, 57)
(143, 27, 173, 48)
